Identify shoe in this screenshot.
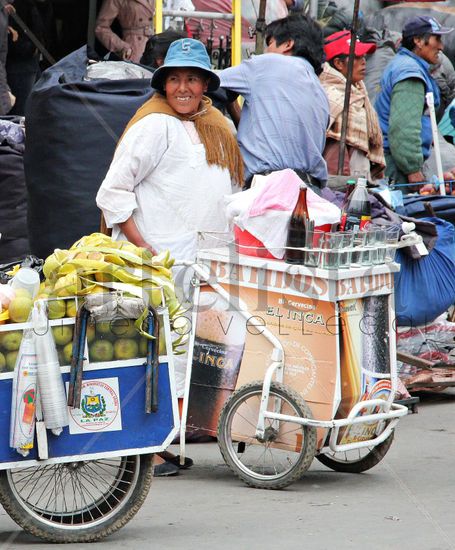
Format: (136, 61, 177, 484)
(166, 455, 194, 470)
(153, 461, 180, 477)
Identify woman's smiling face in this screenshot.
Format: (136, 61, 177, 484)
(164, 68, 209, 115)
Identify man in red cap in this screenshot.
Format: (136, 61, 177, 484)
(320, 31, 385, 179)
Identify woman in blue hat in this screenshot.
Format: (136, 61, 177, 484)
(97, 38, 243, 476)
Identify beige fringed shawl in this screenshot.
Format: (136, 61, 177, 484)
(121, 93, 244, 186)
(320, 63, 385, 172)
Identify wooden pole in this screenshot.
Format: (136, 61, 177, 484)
(154, 0, 163, 34)
(337, 0, 361, 175)
(255, 0, 267, 55)
(232, 0, 242, 66)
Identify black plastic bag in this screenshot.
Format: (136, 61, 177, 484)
(0, 127, 29, 263)
(25, 46, 154, 259)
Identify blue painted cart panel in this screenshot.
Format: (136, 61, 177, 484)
(0, 362, 175, 466)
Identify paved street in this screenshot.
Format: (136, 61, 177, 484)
(1, 391, 455, 550)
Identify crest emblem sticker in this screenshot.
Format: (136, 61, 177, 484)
(67, 378, 122, 434)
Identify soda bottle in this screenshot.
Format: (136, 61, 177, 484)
(284, 184, 308, 264)
(339, 177, 371, 232)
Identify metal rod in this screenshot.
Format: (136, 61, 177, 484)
(6, 6, 56, 67)
(426, 92, 446, 195)
(163, 10, 234, 21)
(155, 0, 163, 34)
(337, 0, 361, 175)
(87, 0, 97, 51)
(255, 0, 267, 55)
(309, 0, 318, 18)
(232, 0, 242, 66)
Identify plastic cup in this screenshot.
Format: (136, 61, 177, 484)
(351, 231, 366, 267)
(338, 231, 354, 269)
(371, 227, 387, 265)
(321, 232, 346, 270)
(361, 226, 379, 266)
(10, 267, 40, 299)
(304, 229, 325, 267)
(384, 227, 400, 263)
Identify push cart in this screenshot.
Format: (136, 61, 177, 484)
(179, 245, 409, 490)
(0, 298, 180, 543)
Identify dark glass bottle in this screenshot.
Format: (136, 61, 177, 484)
(284, 185, 308, 264)
(339, 177, 371, 232)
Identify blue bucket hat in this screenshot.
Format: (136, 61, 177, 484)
(151, 38, 220, 92)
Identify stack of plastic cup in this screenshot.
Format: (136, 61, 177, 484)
(32, 303, 69, 435)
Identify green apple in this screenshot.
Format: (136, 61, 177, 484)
(52, 325, 73, 346)
(48, 299, 66, 320)
(114, 338, 138, 360)
(139, 336, 166, 356)
(0, 351, 6, 372)
(62, 342, 73, 364)
(89, 340, 114, 362)
(8, 296, 33, 323)
(6, 351, 18, 371)
(95, 321, 113, 337)
(110, 318, 137, 338)
(66, 299, 77, 318)
(0, 331, 22, 352)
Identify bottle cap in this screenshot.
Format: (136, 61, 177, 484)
(401, 222, 415, 234)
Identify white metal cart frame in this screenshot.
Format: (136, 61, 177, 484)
(178, 246, 409, 488)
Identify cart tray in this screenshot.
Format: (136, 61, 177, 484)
(0, 361, 178, 469)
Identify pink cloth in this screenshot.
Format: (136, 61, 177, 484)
(247, 169, 300, 217)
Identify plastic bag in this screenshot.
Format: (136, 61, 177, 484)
(33, 302, 69, 434)
(394, 217, 455, 327)
(9, 330, 38, 456)
(0, 255, 43, 284)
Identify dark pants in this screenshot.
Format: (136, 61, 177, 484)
(245, 169, 323, 190)
(6, 55, 41, 116)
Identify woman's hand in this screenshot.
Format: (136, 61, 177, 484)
(120, 47, 133, 61)
(118, 217, 157, 256)
(143, 243, 158, 256)
(8, 26, 18, 42)
(3, 3, 16, 14)
(407, 171, 425, 193)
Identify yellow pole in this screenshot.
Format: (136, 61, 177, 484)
(154, 0, 163, 34)
(231, 0, 242, 66)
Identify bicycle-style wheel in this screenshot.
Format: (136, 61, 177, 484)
(0, 454, 153, 543)
(316, 433, 394, 473)
(217, 381, 317, 490)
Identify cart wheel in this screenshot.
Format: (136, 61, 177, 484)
(0, 454, 153, 543)
(217, 381, 317, 490)
(316, 432, 394, 473)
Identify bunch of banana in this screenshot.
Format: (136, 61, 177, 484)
(42, 233, 189, 351)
